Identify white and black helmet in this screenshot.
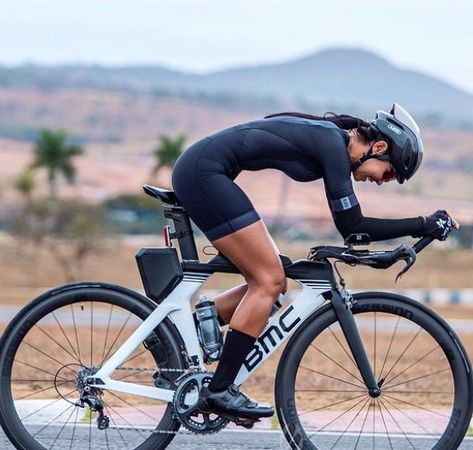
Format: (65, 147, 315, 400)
(371, 103, 424, 184)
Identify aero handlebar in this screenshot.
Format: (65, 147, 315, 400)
(309, 236, 436, 282)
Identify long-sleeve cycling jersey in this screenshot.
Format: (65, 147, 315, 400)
(172, 115, 423, 241)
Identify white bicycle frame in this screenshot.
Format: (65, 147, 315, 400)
(91, 272, 333, 402)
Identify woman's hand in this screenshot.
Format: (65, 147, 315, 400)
(422, 210, 459, 240)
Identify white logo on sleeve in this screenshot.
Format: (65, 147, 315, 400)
(436, 218, 446, 229)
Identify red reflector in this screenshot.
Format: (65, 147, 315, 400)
(163, 225, 172, 247)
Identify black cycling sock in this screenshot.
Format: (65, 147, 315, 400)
(207, 328, 256, 393)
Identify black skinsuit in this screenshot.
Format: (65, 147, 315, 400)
(172, 116, 423, 241)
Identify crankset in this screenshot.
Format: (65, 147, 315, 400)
(172, 370, 229, 434)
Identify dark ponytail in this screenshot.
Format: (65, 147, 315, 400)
(264, 111, 381, 144)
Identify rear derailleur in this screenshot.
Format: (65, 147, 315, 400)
(76, 395, 110, 430)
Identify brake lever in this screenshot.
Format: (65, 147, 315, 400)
(395, 245, 417, 283)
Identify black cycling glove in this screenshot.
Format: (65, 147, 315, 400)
(421, 210, 454, 241)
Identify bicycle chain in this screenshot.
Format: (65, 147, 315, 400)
(116, 366, 186, 373)
(111, 366, 193, 435)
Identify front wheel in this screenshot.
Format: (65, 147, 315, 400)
(0, 283, 187, 450)
(275, 292, 473, 450)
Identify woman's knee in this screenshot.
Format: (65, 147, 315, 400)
(247, 269, 286, 298)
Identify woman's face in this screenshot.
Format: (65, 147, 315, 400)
(348, 132, 395, 185)
(353, 159, 396, 185)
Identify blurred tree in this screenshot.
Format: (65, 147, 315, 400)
(8, 198, 107, 281)
(32, 129, 83, 199)
(14, 166, 36, 205)
(149, 134, 186, 186)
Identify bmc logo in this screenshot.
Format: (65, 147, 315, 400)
(243, 306, 301, 371)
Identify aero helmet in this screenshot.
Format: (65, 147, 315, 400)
(371, 103, 424, 184)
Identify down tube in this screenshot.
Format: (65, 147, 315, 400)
(234, 285, 329, 386)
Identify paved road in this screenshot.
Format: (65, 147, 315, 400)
(2, 428, 473, 449)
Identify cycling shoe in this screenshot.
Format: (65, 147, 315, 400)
(198, 384, 274, 420)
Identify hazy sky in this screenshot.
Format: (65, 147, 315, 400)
(1, 0, 472, 93)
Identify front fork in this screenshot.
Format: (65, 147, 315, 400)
(329, 289, 381, 397)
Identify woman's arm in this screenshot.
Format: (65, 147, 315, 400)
(331, 203, 424, 241)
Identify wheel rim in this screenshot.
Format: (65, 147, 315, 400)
(2, 293, 180, 450)
(288, 300, 465, 450)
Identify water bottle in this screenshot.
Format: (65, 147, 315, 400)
(195, 296, 223, 363)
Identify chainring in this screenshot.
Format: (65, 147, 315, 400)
(172, 370, 229, 434)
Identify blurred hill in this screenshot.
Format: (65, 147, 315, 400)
(1, 48, 473, 126)
(0, 47, 472, 226)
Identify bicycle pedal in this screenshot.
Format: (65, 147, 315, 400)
(233, 417, 260, 428)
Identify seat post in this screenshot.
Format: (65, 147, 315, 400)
(164, 206, 199, 261)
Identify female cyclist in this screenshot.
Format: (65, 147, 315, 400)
(171, 103, 458, 422)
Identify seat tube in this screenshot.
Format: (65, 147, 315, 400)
(330, 289, 380, 396)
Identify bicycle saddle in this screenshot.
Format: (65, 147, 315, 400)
(143, 184, 181, 206)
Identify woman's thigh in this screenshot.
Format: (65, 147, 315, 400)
(211, 220, 285, 288)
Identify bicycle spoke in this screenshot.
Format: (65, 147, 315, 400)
(296, 389, 365, 393)
(383, 368, 451, 391)
(20, 388, 77, 421)
(70, 304, 82, 364)
(35, 324, 81, 363)
(52, 311, 82, 363)
(105, 402, 149, 444)
(15, 360, 69, 382)
(308, 396, 370, 439)
(22, 340, 72, 367)
(120, 348, 149, 367)
(381, 327, 423, 383)
(299, 365, 365, 389)
(354, 398, 372, 449)
(16, 380, 71, 400)
(328, 397, 372, 449)
(32, 403, 75, 438)
(105, 404, 130, 450)
(378, 316, 401, 381)
(373, 312, 377, 379)
(382, 395, 433, 435)
(383, 345, 441, 387)
(50, 404, 77, 449)
(309, 343, 364, 384)
(107, 390, 159, 422)
(69, 407, 80, 450)
(298, 393, 367, 416)
(383, 393, 450, 419)
(100, 312, 133, 366)
(90, 301, 94, 367)
(376, 398, 394, 450)
(101, 305, 114, 364)
(378, 397, 416, 449)
(328, 325, 357, 369)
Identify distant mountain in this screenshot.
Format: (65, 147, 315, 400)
(1, 48, 473, 125)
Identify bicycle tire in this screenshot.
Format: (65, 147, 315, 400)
(275, 292, 473, 450)
(0, 282, 187, 450)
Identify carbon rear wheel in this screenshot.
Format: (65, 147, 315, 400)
(275, 292, 473, 450)
(0, 283, 187, 450)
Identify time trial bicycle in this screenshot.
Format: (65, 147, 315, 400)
(0, 184, 471, 450)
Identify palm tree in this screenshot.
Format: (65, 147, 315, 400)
(32, 129, 83, 199)
(150, 134, 186, 185)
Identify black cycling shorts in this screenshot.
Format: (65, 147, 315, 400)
(172, 138, 261, 241)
